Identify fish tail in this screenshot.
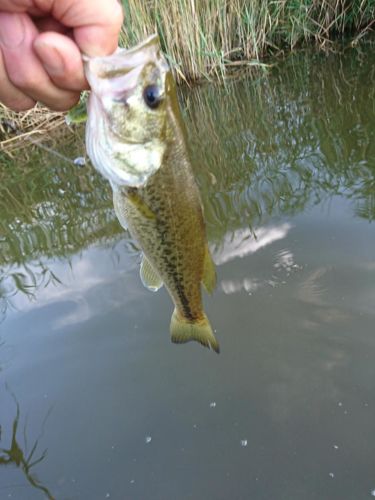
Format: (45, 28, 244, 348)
(170, 309, 220, 354)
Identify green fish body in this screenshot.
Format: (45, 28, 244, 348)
(85, 35, 219, 353)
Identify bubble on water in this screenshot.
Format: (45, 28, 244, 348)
(240, 439, 248, 447)
(329, 472, 335, 478)
(130, 480, 135, 485)
(74, 156, 86, 166)
(338, 402, 343, 407)
(371, 489, 375, 497)
(274, 249, 299, 274)
(145, 436, 152, 444)
(105, 494, 110, 498)
(193, 424, 198, 429)
(333, 445, 339, 450)
(210, 402, 216, 408)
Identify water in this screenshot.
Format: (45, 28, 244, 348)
(1, 42, 375, 499)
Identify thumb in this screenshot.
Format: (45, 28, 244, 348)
(54, 0, 124, 57)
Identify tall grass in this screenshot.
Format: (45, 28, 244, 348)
(120, 0, 374, 81)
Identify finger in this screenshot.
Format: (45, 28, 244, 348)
(0, 12, 80, 111)
(0, 1, 33, 12)
(34, 32, 88, 92)
(0, 0, 44, 16)
(50, 0, 124, 56)
(0, 49, 35, 111)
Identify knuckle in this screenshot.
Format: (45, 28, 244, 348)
(43, 93, 80, 112)
(2, 96, 35, 112)
(10, 71, 42, 92)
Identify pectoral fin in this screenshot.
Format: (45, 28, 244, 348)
(140, 255, 163, 292)
(113, 190, 128, 230)
(202, 246, 217, 294)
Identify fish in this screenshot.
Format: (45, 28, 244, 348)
(85, 34, 219, 353)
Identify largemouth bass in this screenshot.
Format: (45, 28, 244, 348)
(85, 35, 219, 353)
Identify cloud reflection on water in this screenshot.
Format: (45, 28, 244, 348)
(213, 223, 292, 266)
(6, 246, 143, 331)
(215, 223, 294, 296)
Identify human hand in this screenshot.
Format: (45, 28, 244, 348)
(0, 0, 123, 111)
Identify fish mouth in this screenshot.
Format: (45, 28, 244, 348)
(117, 34, 160, 57)
(85, 34, 168, 188)
(84, 33, 169, 104)
(84, 34, 164, 83)
(83, 33, 160, 64)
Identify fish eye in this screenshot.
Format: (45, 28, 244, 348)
(143, 85, 162, 109)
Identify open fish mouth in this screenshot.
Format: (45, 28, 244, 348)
(85, 34, 169, 188)
(84, 34, 164, 93)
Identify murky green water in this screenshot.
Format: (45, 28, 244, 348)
(1, 42, 375, 500)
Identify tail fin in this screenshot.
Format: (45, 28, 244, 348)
(170, 309, 220, 354)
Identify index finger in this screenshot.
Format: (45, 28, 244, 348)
(49, 0, 124, 56)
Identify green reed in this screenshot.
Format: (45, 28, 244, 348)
(120, 0, 374, 82)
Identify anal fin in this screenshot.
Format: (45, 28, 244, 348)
(140, 255, 163, 292)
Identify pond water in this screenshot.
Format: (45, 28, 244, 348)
(1, 41, 374, 500)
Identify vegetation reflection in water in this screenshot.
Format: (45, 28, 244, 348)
(184, 44, 375, 243)
(0, 388, 54, 499)
(0, 43, 374, 324)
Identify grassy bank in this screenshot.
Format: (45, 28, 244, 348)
(121, 0, 374, 81)
(0, 0, 374, 150)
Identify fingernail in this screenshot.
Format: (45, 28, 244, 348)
(34, 41, 64, 76)
(0, 13, 25, 48)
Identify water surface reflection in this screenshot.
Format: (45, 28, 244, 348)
(0, 41, 374, 499)
(0, 389, 54, 499)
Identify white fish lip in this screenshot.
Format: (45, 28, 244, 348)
(84, 34, 164, 92)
